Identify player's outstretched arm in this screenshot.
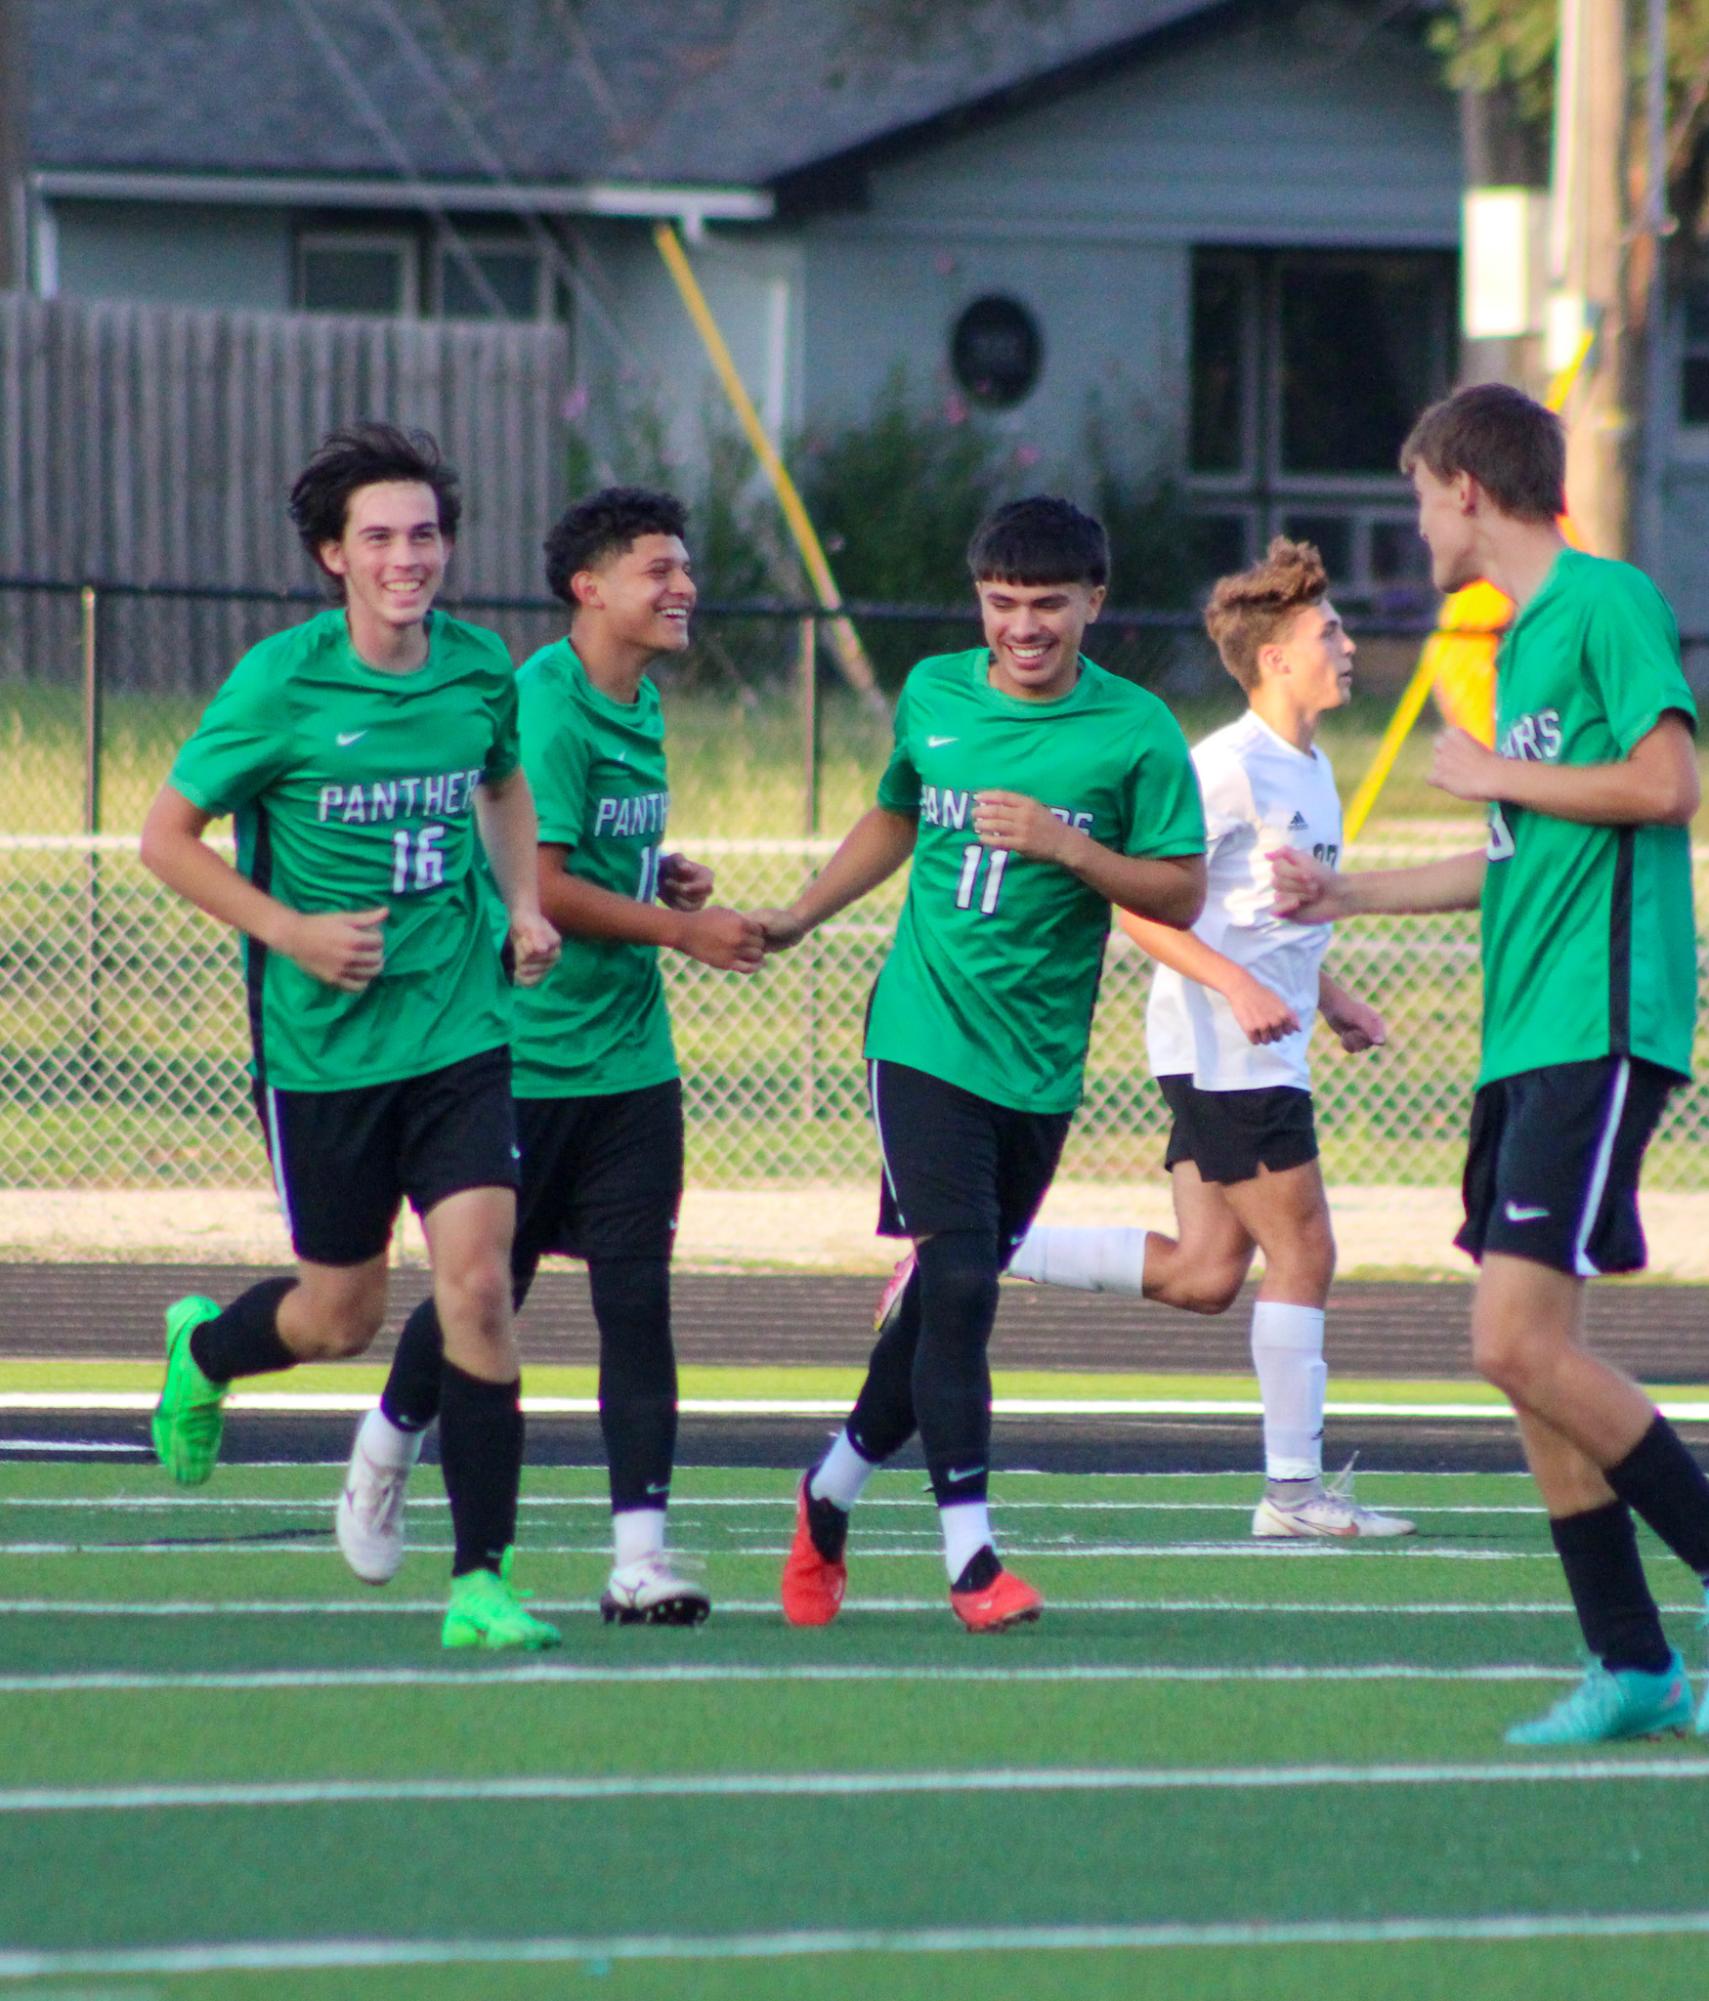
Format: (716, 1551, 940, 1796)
(753, 805, 918, 952)
(139, 782, 389, 993)
(476, 768, 560, 986)
(1117, 909, 1299, 1045)
(1317, 970, 1387, 1054)
(1429, 716, 1699, 827)
(535, 846, 764, 974)
(1270, 845, 1486, 922)
(971, 789, 1204, 928)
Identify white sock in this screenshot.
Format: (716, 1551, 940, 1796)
(1250, 1301, 1327, 1482)
(1006, 1225, 1149, 1294)
(810, 1430, 877, 1512)
(940, 1499, 994, 1583)
(612, 1507, 667, 1569)
(358, 1406, 423, 1470)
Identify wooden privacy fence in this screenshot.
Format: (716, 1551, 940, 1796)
(0, 291, 573, 626)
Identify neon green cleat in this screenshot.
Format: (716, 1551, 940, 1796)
(151, 1295, 228, 1486)
(1506, 1651, 1691, 1747)
(442, 1548, 562, 1652)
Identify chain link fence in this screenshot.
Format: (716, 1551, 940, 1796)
(4, 579, 1708, 1192)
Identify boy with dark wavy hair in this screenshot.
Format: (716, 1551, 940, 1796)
(142, 421, 563, 1651)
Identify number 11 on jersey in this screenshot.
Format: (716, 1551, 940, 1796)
(955, 843, 1009, 915)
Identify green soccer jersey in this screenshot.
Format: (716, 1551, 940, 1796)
(169, 608, 519, 1093)
(508, 641, 678, 1099)
(865, 648, 1204, 1113)
(1478, 548, 1698, 1087)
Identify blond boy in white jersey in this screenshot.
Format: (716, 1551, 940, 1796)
(1008, 538, 1413, 1537)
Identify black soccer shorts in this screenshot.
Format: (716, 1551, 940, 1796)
(511, 1079, 685, 1272)
(255, 1045, 519, 1268)
(1455, 1055, 1678, 1276)
(1157, 1073, 1319, 1187)
(867, 1058, 1072, 1255)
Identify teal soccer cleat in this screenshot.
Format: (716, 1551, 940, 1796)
(1698, 1594, 1709, 1738)
(1506, 1652, 1691, 1747)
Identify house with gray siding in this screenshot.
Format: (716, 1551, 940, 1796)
(10, 2, 1489, 605)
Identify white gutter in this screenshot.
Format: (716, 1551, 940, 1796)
(29, 169, 774, 231)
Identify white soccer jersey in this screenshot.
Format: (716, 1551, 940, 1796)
(1146, 709, 1341, 1092)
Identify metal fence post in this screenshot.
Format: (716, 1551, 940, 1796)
(80, 583, 103, 1090)
(800, 612, 819, 1125)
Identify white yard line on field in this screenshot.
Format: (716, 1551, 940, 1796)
(0, 1540, 1548, 1560)
(0, 1662, 1588, 1696)
(4, 1758, 1709, 1816)
(5, 1911, 1709, 1981)
(0, 1596, 1659, 1619)
(5, 1495, 1547, 1515)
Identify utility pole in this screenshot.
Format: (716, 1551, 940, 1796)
(1549, 0, 1630, 557)
(0, 0, 27, 291)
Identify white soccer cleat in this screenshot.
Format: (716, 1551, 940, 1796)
(1251, 1464, 1415, 1541)
(600, 1553, 712, 1627)
(335, 1429, 414, 1585)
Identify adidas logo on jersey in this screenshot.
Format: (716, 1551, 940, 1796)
(1287, 811, 1310, 832)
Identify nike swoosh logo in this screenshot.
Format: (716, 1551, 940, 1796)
(1504, 1202, 1550, 1223)
(336, 730, 368, 747)
(645, 1482, 670, 1496)
(927, 735, 958, 748)
(945, 1465, 985, 1484)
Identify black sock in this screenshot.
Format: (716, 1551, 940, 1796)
(845, 1263, 923, 1464)
(912, 1229, 999, 1508)
(1604, 1414, 1709, 1584)
(189, 1278, 296, 1382)
(439, 1362, 522, 1578)
(803, 1474, 850, 1563)
(952, 1546, 1001, 1594)
(589, 1256, 677, 1512)
(381, 1297, 445, 1433)
(1550, 1500, 1673, 1674)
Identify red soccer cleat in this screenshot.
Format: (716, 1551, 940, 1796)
(781, 1474, 847, 1627)
(951, 1564, 1042, 1633)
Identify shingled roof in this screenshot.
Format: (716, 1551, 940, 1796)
(29, 0, 1237, 190)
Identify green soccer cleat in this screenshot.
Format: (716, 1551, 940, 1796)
(1505, 1652, 1691, 1747)
(151, 1295, 229, 1486)
(442, 1548, 563, 1652)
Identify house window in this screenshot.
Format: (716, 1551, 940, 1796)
(297, 233, 417, 316)
(436, 239, 560, 321)
(1189, 247, 1456, 594)
(951, 296, 1043, 408)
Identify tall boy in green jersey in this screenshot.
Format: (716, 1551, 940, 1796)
(343, 489, 764, 1624)
(1277, 384, 1709, 1743)
(761, 498, 1206, 1631)
(141, 422, 564, 1653)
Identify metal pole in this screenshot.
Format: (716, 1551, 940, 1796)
(799, 613, 818, 840)
(80, 585, 103, 1085)
(800, 612, 818, 1124)
(1638, 0, 1672, 570)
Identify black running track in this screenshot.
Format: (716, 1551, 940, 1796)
(3, 1264, 1703, 1475)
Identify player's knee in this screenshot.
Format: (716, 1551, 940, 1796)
(312, 1294, 385, 1359)
(1471, 1321, 1535, 1398)
(437, 1254, 512, 1340)
(1173, 1256, 1246, 1314)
